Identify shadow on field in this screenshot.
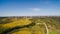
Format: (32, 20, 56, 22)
(1, 22, 35, 34)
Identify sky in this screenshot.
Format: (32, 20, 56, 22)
(0, 0, 60, 16)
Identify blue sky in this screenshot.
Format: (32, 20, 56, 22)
(0, 0, 60, 16)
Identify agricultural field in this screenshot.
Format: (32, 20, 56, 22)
(0, 16, 60, 34)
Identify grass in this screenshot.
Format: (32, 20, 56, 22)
(49, 31, 60, 34)
(0, 17, 60, 34)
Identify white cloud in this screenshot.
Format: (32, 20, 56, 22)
(29, 8, 40, 12)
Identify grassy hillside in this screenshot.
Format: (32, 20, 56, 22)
(0, 16, 60, 34)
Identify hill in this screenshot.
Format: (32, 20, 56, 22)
(0, 16, 60, 34)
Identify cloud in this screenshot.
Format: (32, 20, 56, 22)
(29, 8, 40, 12)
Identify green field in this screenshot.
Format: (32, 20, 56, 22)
(49, 31, 60, 34)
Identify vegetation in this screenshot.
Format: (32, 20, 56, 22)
(0, 16, 60, 34)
